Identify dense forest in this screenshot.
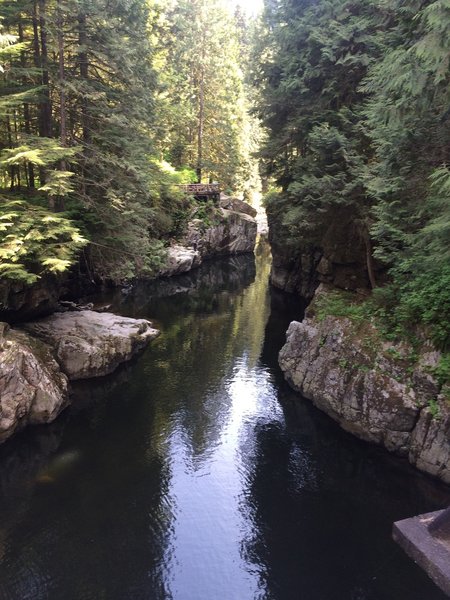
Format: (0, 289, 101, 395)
(0, 0, 449, 352)
(0, 0, 258, 283)
(255, 0, 450, 352)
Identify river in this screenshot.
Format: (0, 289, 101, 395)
(0, 242, 448, 600)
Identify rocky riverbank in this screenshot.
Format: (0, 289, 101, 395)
(0, 198, 257, 444)
(0, 312, 159, 443)
(0, 198, 257, 322)
(159, 201, 257, 277)
(279, 289, 450, 484)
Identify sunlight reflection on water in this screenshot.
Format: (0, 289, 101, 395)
(163, 357, 281, 599)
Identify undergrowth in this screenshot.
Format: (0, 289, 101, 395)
(313, 288, 450, 388)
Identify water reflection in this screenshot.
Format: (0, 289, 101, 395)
(0, 242, 449, 600)
(244, 383, 450, 600)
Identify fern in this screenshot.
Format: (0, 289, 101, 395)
(0, 197, 88, 283)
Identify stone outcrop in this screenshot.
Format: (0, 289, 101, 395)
(269, 242, 321, 300)
(279, 310, 449, 484)
(185, 209, 257, 257)
(410, 401, 450, 483)
(160, 204, 257, 278)
(0, 310, 160, 442)
(159, 245, 201, 277)
(0, 323, 68, 443)
(0, 274, 64, 323)
(22, 311, 159, 380)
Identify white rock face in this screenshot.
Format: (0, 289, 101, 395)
(0, 324, 68, 442)
(160, 206, 257, 277)
(279, 315, 450, 484)
(185, 209, 257, 257)
(22, 311, 160, 380)
(159, 245, 201, 277)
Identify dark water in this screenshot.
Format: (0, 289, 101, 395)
(0, 245, 449, 600)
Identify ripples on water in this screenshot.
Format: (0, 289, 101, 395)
(0, 244, 449, 600)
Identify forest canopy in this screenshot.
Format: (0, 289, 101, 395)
(0, 0, 258, 282)
(254, 0, 450, 349)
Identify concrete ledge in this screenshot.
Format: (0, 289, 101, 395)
(393, 510, 450, 597)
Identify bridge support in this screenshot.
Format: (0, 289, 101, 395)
(393, 508, 450, 596)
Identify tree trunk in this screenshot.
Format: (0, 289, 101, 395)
(77, 5, 89, 200)
(38, 0, 52, 139)
(6, 116, 15, 190)
(18, 18, 35, 188)
(32, 1, 46, 185)
(196, 67, 204, 184)
(78, 8, 89, 144)
(13, 110, 21, 189)
(196, 25, 206, 184)
(56, 0, 66, 211)
(362, 226, 377, 289)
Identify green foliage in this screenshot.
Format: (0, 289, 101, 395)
(1, 139, 78, 169)
(255, 0, 450, 352)
(191, 199, 220, 229)
(431, 354, 450, 390)
(173, 166, 198, 184)
(0, 0, 202, 283)
(371, 266, 450, 351)
(0, 198, 87, 283)
(428, 398, 440, 419)
(155, 0, 260, 193)
(313, 289, 369, 324)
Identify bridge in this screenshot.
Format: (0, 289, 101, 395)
(178, 183, 221, 202)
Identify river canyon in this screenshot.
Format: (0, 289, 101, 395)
(0, 244, 449, 600)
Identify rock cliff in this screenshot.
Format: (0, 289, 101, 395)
(267, 205, 384, 300)
(279, 307, 449, 484)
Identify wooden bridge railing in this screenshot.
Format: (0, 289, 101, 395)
(178, 183, 221, 201)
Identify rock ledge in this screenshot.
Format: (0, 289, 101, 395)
(160, 204, 257, 277)
(0, 311, 160, 442)
(22, 310, 159, 380)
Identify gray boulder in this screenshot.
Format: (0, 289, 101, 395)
(185, 209, 257, 258)
(0, 323, 68, 443)
(22, 311, 159, 380)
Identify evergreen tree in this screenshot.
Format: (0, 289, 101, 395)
(0, 0, 184, 283)
(255, 0, 382, 285)
(156, 0, 256, 192)
(254, 0, 450, 347)
(363, 0, 450, 347)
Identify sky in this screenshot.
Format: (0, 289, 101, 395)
(227, 0, 264, 16)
